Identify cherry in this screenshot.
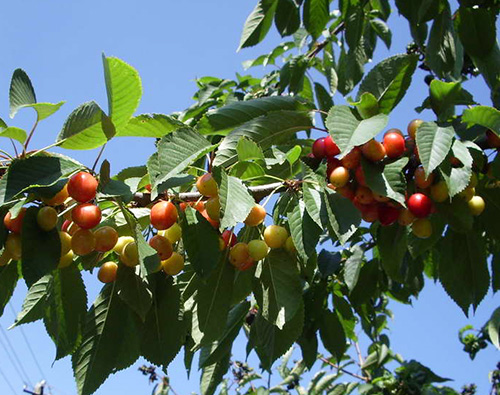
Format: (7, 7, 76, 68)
(4, 207, 27, 234)
(196, 173, 218, 197)
(150, 201, 178, 230)
(221, 230, 237, 249)
(71, 203, 102, 229)
(329, 166, 350, 188)
(94, 226, 119, 252)
(361, 139, 386, 162)
(263, 225, 288, 249)
(162, 252, 185, 275)
(378, 205, 400, 226)
(407, 193, 432, 218)
(383, 132, 406, 159)
(341, 147, 361, 169)
(98, 262, 118, 283)
(414, 167, 434, 189)
(67, 172, 98, 203)
(407, 119, 423, 140)
(244, 204, 266, 227)
(37, 206, 58, 231)
(324, 135, 340, 157)
(312, 138, 326, 159)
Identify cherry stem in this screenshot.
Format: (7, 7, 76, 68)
(22, 119, 39, 157)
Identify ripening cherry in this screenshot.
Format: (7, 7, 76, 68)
(72, 203, 102, 229)
(113, 236, 134, 255)
(162, 252, 185, 275)
(407, 119, 424, 140)
(312, 138, 326, 159)
(378, 205, 400, 226)
(341, 147, 362, 169)
(67, 172, 98, 203)
(244, 204, 266, 227)
(430, 181, 449, 203)
(263, 225, 288, 249)
(468, 195, 485, 216)
(196, 173, 218, 197)
(0, 250, 12, 267)
(121, 241, 139, 267)
(248, 239, 269, 261)
(324, 135, 340, 157)
(42, 184, 69, 206)
(468, 173, 478, 189)
(237, 257, 256, 271)
(355, 166, 367, 186)
(221, 230, 237, 249)
(149, 235, 173, 260)
(98, 262, 118, 283)
(179, 201, 205, 212)
(459, 186, 475, 202)
(383, 132, 406, 159)
(5, 233, 22, 260)
(407, 193, 432, 218)
(355, 186, 374, 205)
(58, 250, 74, 269)
(414, 167, 434, 189)
(62, 219, 80, 236)
(4, 207, 26, 234)
(398, 208, 415, 226)
(412, 218, 432, 239)
(94, 226, 119, 252)
(326, 157, 341, 178)
(284, 236, 296, 254)
(373, 192, 390, 203)
(37, 206, 58, 232)
(205, 197, 220, 221)
(229, 243, 250, 267)
(150, 201, 178, 230)
(71, 229, 96, 256)
(361, 139, 386, 162)
(486, 130, 500, 148)
(360, 204, 379, 223)
(200, 209, 219, 228)
(59, 231, 72, 256)
(329, 166, 350, 188)
(159, 222, 182, 244)
(336, 184, 355, 200)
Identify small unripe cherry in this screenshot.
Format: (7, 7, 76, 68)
(205, 197, 220, 221)
(162, 252, 185, 275)
(430, 181, 449, 203)
(355, 186, 374, 205)
(263, 225, 288, 249)
(71, 229, 96, 256)
(341, 147, 362, 169)
(458, 186, 475, 202)
(37, 206, 58, 231)
(408, 119, 424, 140)
(285, 236, 296, 254)
(113, 236, 134, 255)
(98, 262, 118, 283)
(42, 184, 69, 206)
(312, 138, 326, 159)
(407, 193, 433, 218)
(121, 241, 139, 267)
(398, 208, 416, 226)
(468, 195, 485, 216)
(412, 218, 432, 239)
(244, 204, 266, 227)
(149, 235, 173, 260)
(361, 139, 386, 162)
(5, 233, 22, 260)
(94, 226, 119, 252)
(58, 250, 74, 269)
(248, 239, 269, 261)
(414, 167, 434, 189)
(59, 231, 72, 256)
(196, 173, 218, 197)
(160, 222, 182, 244)
(324, 135, 340, 157)
(329, 166, 350, 188)
(229, 243, 250, 267)
(383, 132, 406, 159)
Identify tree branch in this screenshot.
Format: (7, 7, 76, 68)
(319, 356, 369, 382)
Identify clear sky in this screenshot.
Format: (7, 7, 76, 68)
(0, 1, 498, 394)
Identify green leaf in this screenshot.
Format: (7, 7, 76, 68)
(487, 307, 500, 350)
(438, 228, 489, 315)
(0, 262, 18, 317)
(344, 245, 363, 292)
(377, 224, 408, 282)
(229, 161, 266, 180)
(102, 55, 142, 129)
(456, 6, 496, 59)
(116, 265, 152, 322)
(436, 199, 473, 233)
(370, 19, 392, 49)
(337, 45, 367, 96)
(219, 172, 255, 230)
(321, 188, 361, 244)
(319, 310, 346, 362)
(21, 207, 60, 287)
(416, 122, 454, 178)
(237, 137, 265, 162)
(200, 353, 230, 395)
(214, 110, 313, 168)
(116, 114, 185, 137)
(151, 128, 215, 194)
(44, 266, 87, 360)
(0, 126, 27, 144)
(0, 154, 83, 206)
(479, 186, 500, 240)
(361, 157, 408, 206)
(314, 82, 334, 125)
(274, 0, 300, 37)
(407, 215, 446, 258)
(56, 101, 114, 150)
(462, 106, 500, 135)
(253, 250, 303, 329)
(429, 80, 475, 121)
(250, 305, 304, 370)
(141, 275, 186, 369)
(195, 259, 235, 344)
(325, 106, 388, 159)
(9, 69, 35, 118)
(181, 208, 221, 278)
(199, 301, 250, 368)
(303, 0, 329, 39)
(357, 54, 418, 114)
(318, 250, 342, 277)
(439, 139, 473, 198)
(352, 92, 380, 119)
(72, 284, 141, 395)
(238, 0, 278, 51)
(10, 274, 50, 328)
(288, 200, 322, 261)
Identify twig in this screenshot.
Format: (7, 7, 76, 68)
(22, 119, 39, 156)
(306, 21, 345, 59)
(319, 356, 369, 382)
(9, 139, 18, 157)
(354, 342, 365, 367)
(91, 143, 107, 172)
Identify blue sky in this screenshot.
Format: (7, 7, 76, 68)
(0, 1, 498, 394)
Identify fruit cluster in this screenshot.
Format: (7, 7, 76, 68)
(312, 120, 486, 238)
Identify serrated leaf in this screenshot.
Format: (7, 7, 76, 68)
(275, 0, 300, 37)
(72, 284, 141, 395)
(0, 126, 27, 144)
(116, 114, 185, 137)
(357, 54, 418, 114)
(214, 110, 313, 168)
(254, 250, 303, 329)
(56, 101, 113, 150)
(288, 200, 322, 261)
(181, 208, 221, 278)
(116, 265, 152, 322)
(462, 106, 500, 135)
(318, 250, 342, 277)
(141, 275, 186, 369)
(195, 259, 235, 344)
(151, 128, 215, 194)
(250, 305, 304, 370)
(437, 199, 473, 233)
(21, 207, 60, 287)
(200, 352, 230, 395)
(237, 137, 265, 161)
(377, 224, 408, 282)
(487, 307, 500, 350)
(319, 310, 346, 362)
(0, 262, 19, 317)
(429, 80, 476, 121)
(439, 139, 473, 198)
(321, 189, 361, 244)
(344, 245, 363, 292)
(361, 157, 408, 205)
(103, 56, 142, 129)
(337, 45, 367, 96)
(370, 19, 392, 49)
(0, 154, 83, 206)
(10, 273, 49, 328)
(456, 6, 496, 59)
(416, 122, 454, 178)
(325, 106, 388, 159)
(229, 161, 266, 180)
(439, 228, 489, 315)
(219, 172, 256, 230)
(9, 69, 36, 118)
(238, 0, 278, 51)
(44, 266, 87, 360)
(303, 0, 329, 39)
(407, 215, 446, 258)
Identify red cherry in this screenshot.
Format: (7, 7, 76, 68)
(378, 205, 400, 226)
(221, 230, 237, 248)
(324, 135, 340, 157)
(312, 138, 326, 159)
(407, 193, 433, 218)
(71, 203, 102, 229)
(67, 172, 98, 203)
(150, 201, 178, 230)
(383, 132, 406, 159)
(355, 166, 367, 186)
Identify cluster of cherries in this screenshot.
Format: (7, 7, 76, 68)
(312, 120, 486, 238)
